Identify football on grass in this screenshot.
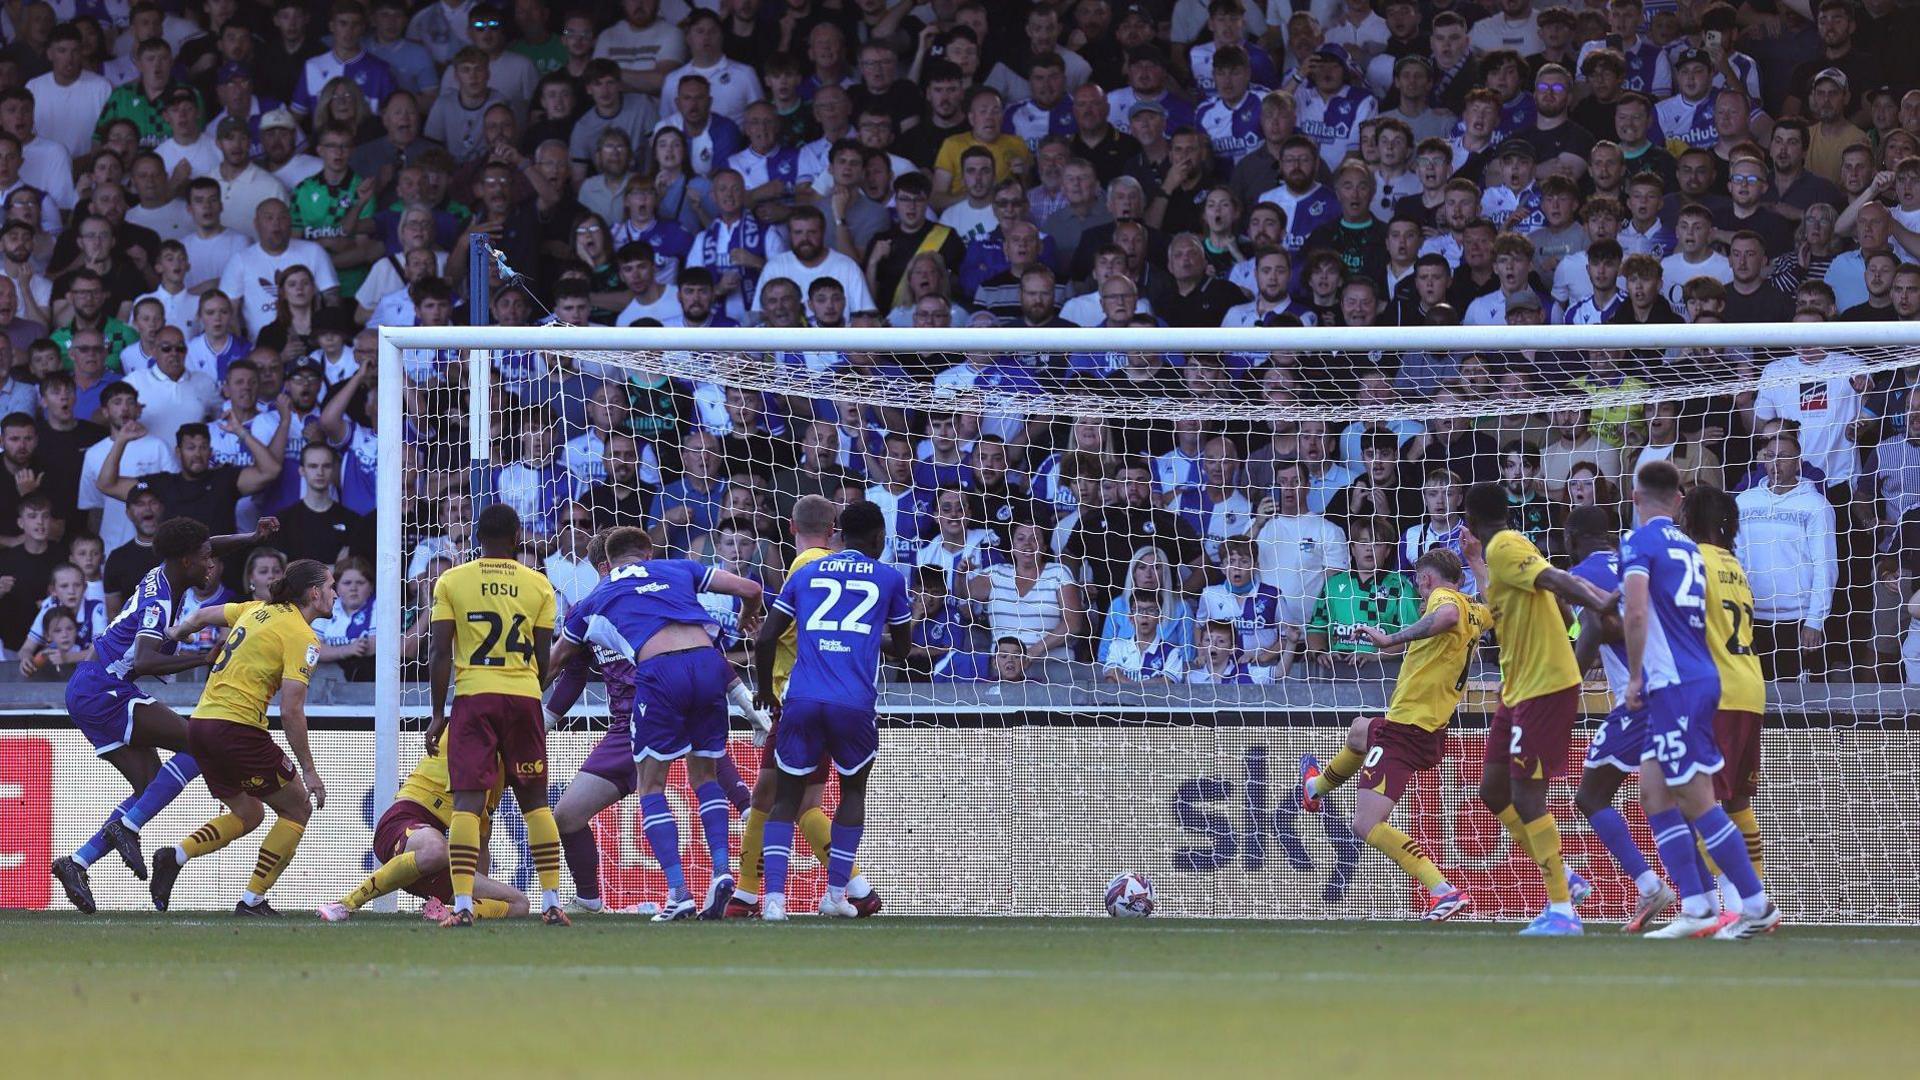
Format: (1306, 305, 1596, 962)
(1105, 872, 1155, 917)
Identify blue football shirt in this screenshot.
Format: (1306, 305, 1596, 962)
(772, 549, 911, 711)
(1619, 517, 1722, 693)
(561, 560, 719, 659)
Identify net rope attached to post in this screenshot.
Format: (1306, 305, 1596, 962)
(366, 327, 1920, 924)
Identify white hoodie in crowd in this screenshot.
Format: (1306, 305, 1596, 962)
(1734, 478, 1838, 624)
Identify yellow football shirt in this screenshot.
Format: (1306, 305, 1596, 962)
(431, 557, 556, 699)
(933, 131, 1033, 191)
(193, 602, 318, 730)
(394, 750, 503, 829)
(1699, 543, 1766, 715)
(1483, 530, 1582, 705)
(771, 546, 830, 702)
(1386, 587, 1491, 732)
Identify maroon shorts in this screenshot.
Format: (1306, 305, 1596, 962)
(1712, 710, 1764, 803)
(373, 799, 454, 902)
(1486, 685, 1580, 782)
(763, 714, 831, 784)
(188, 718, 296, 802)
(1356, 716, 1448, 802)
(447, 693, 546, 792)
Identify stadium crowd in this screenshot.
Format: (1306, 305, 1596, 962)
(2, 0, 1920, 687)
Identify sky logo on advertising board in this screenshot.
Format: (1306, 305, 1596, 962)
(0, 739, 52, 909)
(1172, 745, 1361, 901)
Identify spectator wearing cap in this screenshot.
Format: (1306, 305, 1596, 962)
(208, 64, 277, 160)
(100, 482, 164, 611)
(1481, 138, 1543, 232)
(94, 36, 201, 150)
(1106, 45, 1196, 136)
(79, 382, 177, 557)
(152, 86, 221, 187)
(27, 25, 113, 160)
(262, 106, 325, 188)
(1788, 0, 1884, 118)
(1295, 44, 1377, 171)
(1656, 48, 1725, 151)
(122, 325, 220, 447)
(1804, 68, 1867, 186)
(219, 199, 341, 335)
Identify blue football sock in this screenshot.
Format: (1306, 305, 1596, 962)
(1586, 806, 1652, 884)
(1694, 805, 1766, 910)
(762, 819, 795, 900)
(1648, 808, 1707, 913)
(121, 755, 199, 833)
(73, 796, 138, 868)
(638, 793, 686, 900)
(694, 781, 732, 876)
(827, 824, 862, 891)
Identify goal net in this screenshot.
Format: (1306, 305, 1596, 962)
(40, 322, 1914, 920)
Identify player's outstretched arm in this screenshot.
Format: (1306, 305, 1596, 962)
(167, 604, 235, 643)
(210, 517, 281, 557)
(129, 632, 218, 677)
(707, 568, 765, 632)
(1359, 601, 1460, 654)
(1534, 565, 1615, 612)
(545, 635, 583, 690)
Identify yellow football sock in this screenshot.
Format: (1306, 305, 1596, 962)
(738, 807, 766, 896)
(1730, 807, 1764, 878)
(181, 812, 251, 859)
(1523, 815, 1571, 905)
(448, 810, 482, 901)
(245, 818, 305, 897)
(1496, 805, 1534, 858)
(798, 806, 859, 878)
(1697, 836, 1722, 878)
(474, 898, 512, 920)
(524, 806, 562, 895)
(1317, 747, 1364, 796)
(1365, 822, 1446, 890)
(342, 851, 422, 911)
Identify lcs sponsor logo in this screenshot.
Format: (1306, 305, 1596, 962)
(1171, 745, 1361, 900)
(514, 760, 546, 777)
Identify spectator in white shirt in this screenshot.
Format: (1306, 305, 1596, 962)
(751, 205, 875, 315)
(218, 198, 341, 335)
(123, 327, 220, 446)
(79, 382, 179, 556)
(24, 25, 112, 160)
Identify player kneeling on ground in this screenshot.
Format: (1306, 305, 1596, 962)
(318, 746, 530, 922)
(752, 503, 911, 921)
(1299, 549, 1486, 921)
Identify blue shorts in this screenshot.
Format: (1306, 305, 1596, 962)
(629, 647, 733, 763)
(774, 697, 878, 777)
(65, 664, 155, 757)
(1584, 705, 1645, 773)
(1641, 681, 1725, 785)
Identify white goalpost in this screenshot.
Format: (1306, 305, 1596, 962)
(370, 321, 1920, 923)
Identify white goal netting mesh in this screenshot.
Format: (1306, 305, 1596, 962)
(20, 330, 1920, 923)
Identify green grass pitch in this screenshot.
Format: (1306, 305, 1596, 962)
(4, 913, 1917, 1076)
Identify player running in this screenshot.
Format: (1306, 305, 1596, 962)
(1461, 482, 1616, 936)
(731, 494, 882, 918)
(751, 502, 911, 921)
(317, 747, 530, 922)
(1618, 462, 1779, 940)
(147, 559, 333, 916)
(547, 530, 760, 917)
(1564, 505, 1679, 932)
(1679, 483, 1773, 935)
(1298, 548, 1486, 922)
(425, 504, 566, 928)
(546, 526, 764, 921)
(49, 515, 278, 913)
